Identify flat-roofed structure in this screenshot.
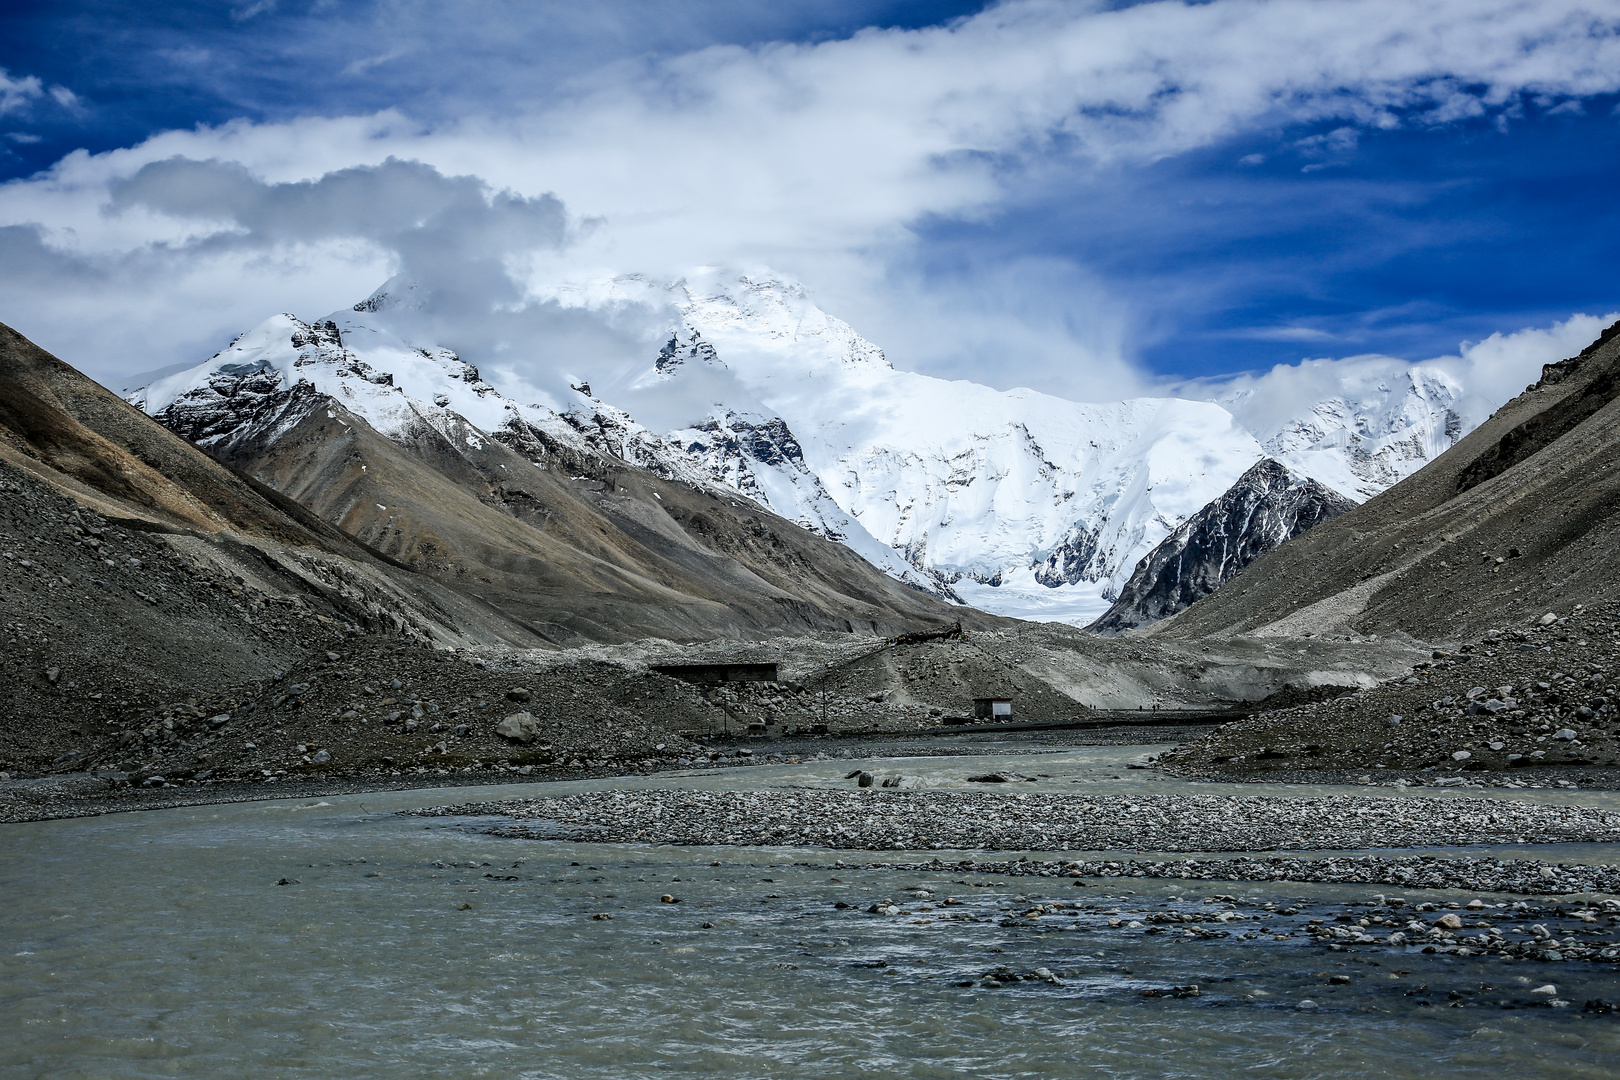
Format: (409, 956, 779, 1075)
(650, 661, 779, 686)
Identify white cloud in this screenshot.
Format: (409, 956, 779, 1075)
(0, 68, 45, 115)
(0, 0, 1618, 385)
(0, 66, 81, 117)
(1444, 311, 1620, 403)
(1176, 310, 1620, 438)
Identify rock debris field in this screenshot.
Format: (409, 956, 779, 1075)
(413, 788, 1620, 853)
(804, 869, 1620, 972)
(1167, 602, 1620, 781)
(880, 854, 1620, 900)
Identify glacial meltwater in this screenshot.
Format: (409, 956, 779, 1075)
(4, 744, 1618, 1078)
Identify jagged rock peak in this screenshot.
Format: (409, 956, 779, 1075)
(655, 329, 721, 377)
(1087, 458, 1354, 635)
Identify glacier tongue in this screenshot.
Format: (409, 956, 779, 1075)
(128, 268, 1484, 627)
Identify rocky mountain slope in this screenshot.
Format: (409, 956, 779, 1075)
(0, 319, 567, 771)
(129, 270, 1482, 626)
(122, 313, 986, 643)
(1149, 319, 1620, 645)
(1089, 459, 1355, 635)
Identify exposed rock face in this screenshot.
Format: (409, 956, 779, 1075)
(1088, 459, 1354, 635)
(1032, 527, 1101, 588)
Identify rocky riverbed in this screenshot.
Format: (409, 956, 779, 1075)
(413, 787, 1620, 852)
(861, 853, 1620, 898)
(783, 865, 1620, 974)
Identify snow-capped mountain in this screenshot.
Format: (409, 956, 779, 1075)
(126, 300, 944, 597)
(1190, 360, 1485, 501)
(557, 270, 1277, 625)
(128, 269, 1484, 626)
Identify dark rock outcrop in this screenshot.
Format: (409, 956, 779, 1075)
(1088, 459, 1353, 634)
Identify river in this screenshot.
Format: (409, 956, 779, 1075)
(3, 743, 1617, 1078)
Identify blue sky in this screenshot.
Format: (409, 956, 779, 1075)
(1, 0, 1618, 398)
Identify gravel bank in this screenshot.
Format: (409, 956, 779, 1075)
(413, 788, 1620, 852)
(868, 854, 1620, 897)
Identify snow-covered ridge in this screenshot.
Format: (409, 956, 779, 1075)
(1206, 360, 1478, 500)
(129, 269, 1482, 625)
(129, 296, 944, 596)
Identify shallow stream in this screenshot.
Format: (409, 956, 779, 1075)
(4, 744, 1618, 1078)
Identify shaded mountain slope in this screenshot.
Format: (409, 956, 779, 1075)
(1148, 321, 1620, 643)
(175, 374, 991, 643)
(1089, 459, 1354, 635)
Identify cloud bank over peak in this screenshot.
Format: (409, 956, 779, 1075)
(0, 0, 1616, 399)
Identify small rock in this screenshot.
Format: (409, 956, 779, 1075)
(1433, 913, 1464, 930)
(660, 894, 679, 904)
(507, 687, 533, 703)
(857, 772, 875, 788)
(310, 749, 331, 764)
(1452, 751, 1471, 761)
(1530, 984, 1558, 996)
(1329, 975, 1351, 984)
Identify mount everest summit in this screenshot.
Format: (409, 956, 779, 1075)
(127, 269, 1483, 628)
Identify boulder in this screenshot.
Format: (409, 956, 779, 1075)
(495, 712, 540, 744)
